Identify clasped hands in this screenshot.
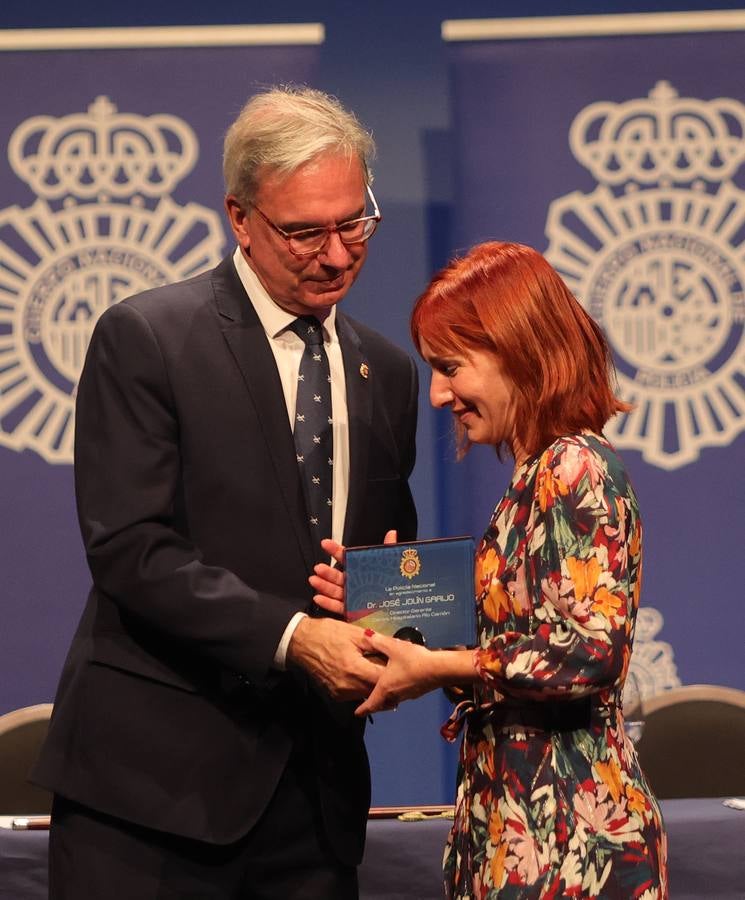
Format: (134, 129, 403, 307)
(287, 530, 440, 716)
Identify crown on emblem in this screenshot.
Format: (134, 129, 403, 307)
(569, 80, 745, 186)
(8, 96, 198, 201)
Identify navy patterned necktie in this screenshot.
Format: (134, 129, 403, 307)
(289, 315, 333, 544)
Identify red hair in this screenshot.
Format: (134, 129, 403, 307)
(411, 241, 630, 458)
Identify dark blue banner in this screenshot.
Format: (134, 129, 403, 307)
(445, 15, 745, 699)
(0, 31, 319, 713)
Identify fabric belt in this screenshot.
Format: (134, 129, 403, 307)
(442, 694, 601, 742)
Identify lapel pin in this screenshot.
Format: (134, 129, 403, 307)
(360, 362, 369, 379)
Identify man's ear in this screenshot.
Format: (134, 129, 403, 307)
(224, 195, 250, 252)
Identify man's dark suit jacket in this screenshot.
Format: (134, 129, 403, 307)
(32, 255, 418, 865)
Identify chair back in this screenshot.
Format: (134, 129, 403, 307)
(635, 684, 745, 799)
(0, 703, 54, 814)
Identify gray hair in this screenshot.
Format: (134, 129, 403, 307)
(223, 85, 376, 205)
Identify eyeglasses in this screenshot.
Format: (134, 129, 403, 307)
(250, 184, 381, 256)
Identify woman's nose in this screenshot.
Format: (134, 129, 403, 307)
(429, 371, 453, 408)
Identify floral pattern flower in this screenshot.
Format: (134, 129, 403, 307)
(443, 433, 668, 898)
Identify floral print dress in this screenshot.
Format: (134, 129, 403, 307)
(442, 433, 667, 899)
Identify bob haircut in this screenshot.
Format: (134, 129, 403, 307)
(411, 241, 630, 458)
(223, 85, 375, 206)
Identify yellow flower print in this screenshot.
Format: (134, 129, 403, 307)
(565, 556, 601, 600)
(595, 759, 623, 804)
(625, 784, 649, 817)
(487, 806, 507, 886)
(488, 806, 503, 844)
(490, 841, 508, 889)
(475, 646, 504, 678)
(537, 463, 569, 512)
(483, 579, 511, 623)
(475, 547, 500, 590)
(591, 587, 623, 617)
(629, 520, 641, 559)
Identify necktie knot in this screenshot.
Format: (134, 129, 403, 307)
(290, 316, 324, 347)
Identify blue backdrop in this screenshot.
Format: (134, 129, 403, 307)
(445, 22, 745, 700)
(1, 3, 743, 809)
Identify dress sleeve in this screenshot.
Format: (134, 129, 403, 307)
(475, 439, 640, 701)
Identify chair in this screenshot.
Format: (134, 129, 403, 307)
(0, 703, 54, 814)
(634, 685, 745, 799)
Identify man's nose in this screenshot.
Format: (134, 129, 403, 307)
(429, 371, 453, 408)
(318, 230, 354, 267)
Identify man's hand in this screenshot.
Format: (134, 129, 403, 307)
(287, 616, 384, 701)
(310, 530, 398, 617)
(309, 538, 346, 617)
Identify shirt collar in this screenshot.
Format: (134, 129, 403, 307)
(232, 246, 337, 342)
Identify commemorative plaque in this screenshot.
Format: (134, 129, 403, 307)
(345, 537, 476, 649)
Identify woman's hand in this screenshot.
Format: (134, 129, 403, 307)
(354, 632, 477, 717)
(309, 530, 398, 617)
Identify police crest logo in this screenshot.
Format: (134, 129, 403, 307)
(622, 607, 681, 714)
(546, 81, 745, 470)
(0, 96, 225, 464)
(399, 547, 421, 580)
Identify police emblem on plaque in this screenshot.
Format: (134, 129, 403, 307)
(0, 96, 225, 463)
(399, 547, 421, 580)
(546, 81, 745, 470)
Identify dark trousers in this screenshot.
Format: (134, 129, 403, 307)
(48, 752, 359, 900)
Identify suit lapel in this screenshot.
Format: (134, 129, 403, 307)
(337, 314, 372, 547)
(210, 257, 315, 572)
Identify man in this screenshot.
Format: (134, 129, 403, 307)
(33, 86, 418, 899)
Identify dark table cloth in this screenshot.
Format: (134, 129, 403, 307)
(1, 798, 743, 899)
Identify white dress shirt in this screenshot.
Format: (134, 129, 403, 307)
(232, 247, 349, 667)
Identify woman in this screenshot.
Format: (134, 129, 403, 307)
(312, 242, 667, 898)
